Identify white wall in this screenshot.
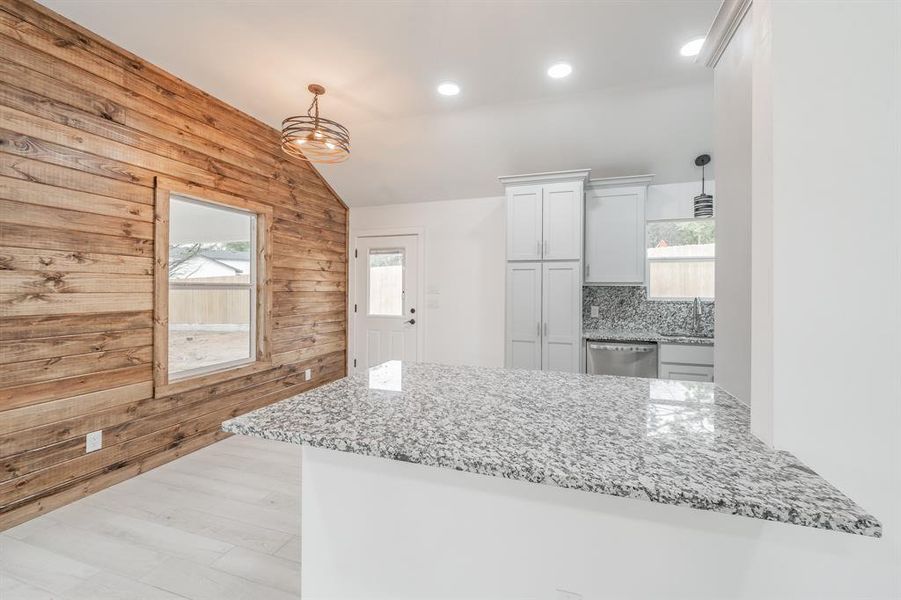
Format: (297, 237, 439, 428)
(349, 197, 506, 368)
(305, 444, 896, 599)
(747, 0, 901, 594)
(712, 10, 753, 405)
(750, 0, 776, 451)
(645, 180, 716, 221)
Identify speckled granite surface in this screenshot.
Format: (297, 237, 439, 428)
(223, 361, 880, 537)
(583, 285, 715, 337)
(583, 328, 713, 346)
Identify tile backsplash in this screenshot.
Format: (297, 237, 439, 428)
(583, 286, 714, 337)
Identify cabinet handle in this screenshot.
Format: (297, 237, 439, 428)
(544, 322, 548, 336)
(537, 322, 541, 337)
(586, 264, 590, 278)
(536, 240, 541, 256)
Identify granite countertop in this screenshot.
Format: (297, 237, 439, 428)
(583, 328, 714, 346)
(222, 361, 880, 537)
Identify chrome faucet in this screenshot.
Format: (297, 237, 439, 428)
(693, 297, 702, 333)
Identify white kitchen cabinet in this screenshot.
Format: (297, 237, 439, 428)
(659, 363, 715, 382)
(501, 170, 588, 373)
(584, 175, 653, 284)
(541, 181, 582, 260)
(541, 262, 581, 372)
(658, 343, 715, 382)
(505, 261, 581, 373)
(505, 262, 542, 370)
(502, 170, 589, 262)
(505, 185, 543, 261)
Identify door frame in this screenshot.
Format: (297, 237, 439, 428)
(349, 227, 426, 374)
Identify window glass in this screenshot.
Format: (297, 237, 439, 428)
(646, 220, 715, 299)
(168, 288, 252, 375)
(168, 196, 256, 378)
(368, 249, 404, 316)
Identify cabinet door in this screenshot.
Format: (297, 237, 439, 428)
(542, 181, 582, 260)
(506, 185, 543, 261)
(659, 363, 714, 382)
(584, 186, 646, 283)
(541, 262, 581, 372)
(506, 262, 542, 369)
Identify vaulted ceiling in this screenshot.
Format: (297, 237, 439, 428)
(42, 0, 719, 206)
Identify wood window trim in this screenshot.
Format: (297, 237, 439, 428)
(153, 176, 273, 398)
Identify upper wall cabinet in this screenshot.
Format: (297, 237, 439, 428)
(505, 185, 544, 260)
(501, 170, 590, 261)
(584, 175, 653, 284)
(542, 181, 583, 260)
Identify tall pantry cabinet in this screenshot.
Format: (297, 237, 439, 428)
(501, 170, 587, 372)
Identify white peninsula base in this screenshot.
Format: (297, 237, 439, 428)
(300, 446, 886, 600)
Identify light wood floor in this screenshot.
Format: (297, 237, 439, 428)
(1, 436, 302, 599)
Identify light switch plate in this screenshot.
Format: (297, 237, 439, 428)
(86, 430, 102, 453)
(305, 368, 312, 381)
(590, 305, 599, 318)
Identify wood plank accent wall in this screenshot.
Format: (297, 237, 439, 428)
(0, 0, 347, 529)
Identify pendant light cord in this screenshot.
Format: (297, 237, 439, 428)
(307, 93, 321, 129)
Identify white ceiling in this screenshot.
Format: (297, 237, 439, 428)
(42, 0, 719, 207)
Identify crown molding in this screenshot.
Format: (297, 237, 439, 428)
(586, 174, 655, 189)
(498, 169, 592, 186)
(697, 0, 753, 68)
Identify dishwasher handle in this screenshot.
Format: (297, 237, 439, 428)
(587, 342, 656, 353)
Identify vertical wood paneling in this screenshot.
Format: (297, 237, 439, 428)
(0, 0, 347, 530)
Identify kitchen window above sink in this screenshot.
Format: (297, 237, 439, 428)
(646, 219, 715, 300)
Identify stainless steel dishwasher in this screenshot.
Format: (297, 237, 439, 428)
(586, 340, 658, 378)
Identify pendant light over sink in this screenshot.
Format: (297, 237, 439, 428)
(693, 154, 714, 218)
(281, 84, 350, 164)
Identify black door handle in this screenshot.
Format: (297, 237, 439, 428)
(404, 319, 416, 325)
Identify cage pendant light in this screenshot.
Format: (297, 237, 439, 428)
(693, 154, 714, 218)
(281, 84, 350, 164)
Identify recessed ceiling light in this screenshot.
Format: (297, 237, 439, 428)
(547, 62, 573, 79)
(680, 37, 705, 57)
(437, 81, 460, 96)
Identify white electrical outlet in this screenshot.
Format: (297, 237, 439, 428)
(86, 430, 102, 453)
(590, 305, 600, 318)
(305, 368, 312, 381)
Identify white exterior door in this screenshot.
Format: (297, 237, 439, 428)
(354, 235, 419, 373)
(542, 181, 582, 260)
(505, 262, 542, 369)
(584, 186, 646, 283)
(506, 185, 543, 261)
(541, 261, 580, 372)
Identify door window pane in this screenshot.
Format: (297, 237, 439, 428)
(169, 196, 256, 378)
(646, 220, 715, 299)
(368, 249, 404, 316)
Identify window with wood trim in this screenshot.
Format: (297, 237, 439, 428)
(153, 178, 272, 397)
